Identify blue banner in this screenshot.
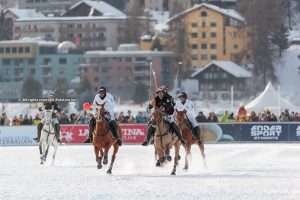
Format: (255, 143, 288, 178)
(203, 123, 300, 142)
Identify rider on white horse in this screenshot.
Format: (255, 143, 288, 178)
(86, 86, 122, 145)
(34, 93, 61, 143)
(175, 92, 201, 140)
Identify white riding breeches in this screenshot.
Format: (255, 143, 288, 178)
(185, 112, 198, 128)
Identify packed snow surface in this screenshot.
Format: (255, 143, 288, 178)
(0, 144, 300, 200)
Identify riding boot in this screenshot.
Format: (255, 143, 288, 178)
(142, 126, 156, 146)
(170, 122, 186, 145)
(192, 126, 201, 140)
(109, 120, 122, 146)
(54, 123, 61, 143)
(85, 117, 95, 143)
(34, 123, 43, 142)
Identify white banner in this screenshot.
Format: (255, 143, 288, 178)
(0, 126, 36, 145)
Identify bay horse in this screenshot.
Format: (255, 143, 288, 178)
(176, 109, 207, 170)
(93, 103, 120, 174)
(39, 109, 59, 165)
(152, 109, 181, 175)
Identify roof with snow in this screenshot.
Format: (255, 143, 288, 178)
(5, 8, 45, 19)
(191, 61, 251, 78)
(167, 3, 244, 24)
(64, 0, 125, 17)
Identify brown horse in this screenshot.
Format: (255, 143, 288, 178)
(93, 103, 120, 174)
(152, 109, 181, 175)
(176, 110, 206, 170)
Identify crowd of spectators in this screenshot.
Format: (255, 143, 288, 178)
(1, 107, 300, 126)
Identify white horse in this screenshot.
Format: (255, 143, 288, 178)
(39, 110, 59, 165)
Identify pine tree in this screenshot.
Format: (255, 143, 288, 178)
(271, 25, 289, 57)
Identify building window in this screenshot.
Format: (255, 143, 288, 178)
(211, 55, 217, 60)
(192, 44, 198, 49)
(210, 32, 217, 38)
(202, 32, 206, 38)
(201, 44, 207, 49)
(0, 47, 3, 54)
(125, 57, 132, 62)
(19, 47, 24, 53)
(201, 11, 207, 17)
(210, 22, 217, 27)
(42, 67, 51, 75)
(191, 33, 198, 38)
(202, 22, 206, 27)
(59, 58, 67, 64)
(210, 44, 217, 49)
(192, 55, 198, 60)
(191, 23, 198, 27)
(201, 54, 208, 60)
(12, 47, 17, 53)
(43, 58, 51, 65)
(234, 44, 239, 49)
(25, 47, 30, 53)
(5, 48, 11, 54)
(136, 57, 147, 62)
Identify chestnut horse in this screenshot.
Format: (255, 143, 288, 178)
(93, 103, 120, 174)
(152, 109, 181, 175)
(176, 110, 207, 170)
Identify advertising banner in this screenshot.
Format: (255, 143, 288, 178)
(0, 126, 35, 145)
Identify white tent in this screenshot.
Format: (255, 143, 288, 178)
(245, 82, 300, 114)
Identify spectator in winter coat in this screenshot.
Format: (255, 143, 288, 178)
(207, 112, 218, 122)
(237, 106, 247, 122)
(220, 110, 230, 123)
(196, 112, 207, 122)
(248, 111, 259, 122)
(117, 112, 126, 123)
(135, 111, 147, 123)
(124, 110, 135, 123)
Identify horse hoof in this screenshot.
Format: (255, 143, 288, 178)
(40, 161, 43, 165)
(103, 159, 108, 165)
(107, 169, 112, 174)
(171, 171, 176, 175)
(183, 167, 188, 171)
(178, 155, 181, 160)
(156, 161, 161, 167)
(166, 156, 172, 161)
(97, 164, 102, 169)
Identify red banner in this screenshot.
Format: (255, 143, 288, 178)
(120, 124, 147, 144)
(60, 125, 89, 144)
(60, 124, 147, 144)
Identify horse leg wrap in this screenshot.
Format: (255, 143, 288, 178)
(192, 126, 200, 140)
(37, 123, 43, 141)
(171, 122, 185, 144)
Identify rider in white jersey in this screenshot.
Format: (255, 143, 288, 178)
(86, 87, 122, 145)
(175, 92, 201, 140)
